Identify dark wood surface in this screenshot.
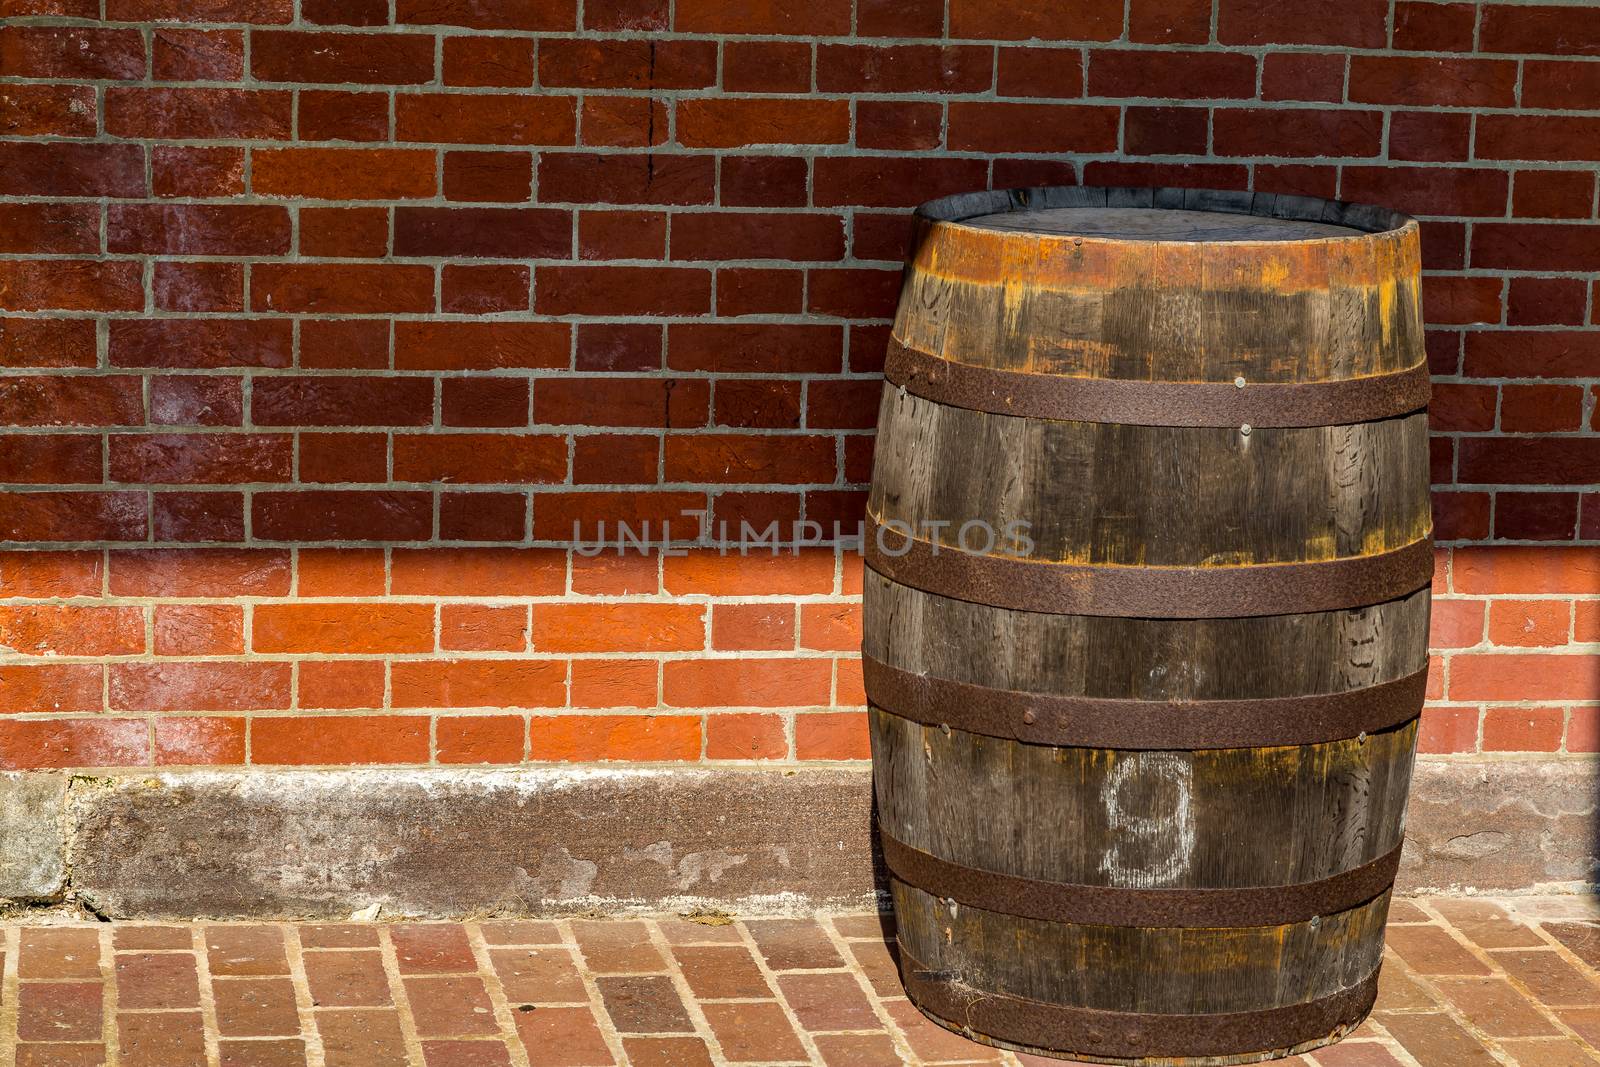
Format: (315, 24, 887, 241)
(966, 207, 1365, 241)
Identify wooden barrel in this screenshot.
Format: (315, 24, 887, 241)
(863, 186, 1432, 1066)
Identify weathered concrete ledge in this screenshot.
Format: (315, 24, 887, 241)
(1, 759, 1594, 918)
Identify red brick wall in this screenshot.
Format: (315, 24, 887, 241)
(1, 0, 1596, 770)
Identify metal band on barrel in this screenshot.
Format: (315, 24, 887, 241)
(898, 944, 1381, 1061)
(864, 520, 1435, 618)
(882, 834, 1402, 929)
(884, 340, 1431, 428)
(864, 657, 1427, 750)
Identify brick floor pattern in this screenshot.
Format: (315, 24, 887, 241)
(0, 897, 1596, 1066)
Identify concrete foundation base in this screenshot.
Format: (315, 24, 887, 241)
(1, 758, 1593, 918)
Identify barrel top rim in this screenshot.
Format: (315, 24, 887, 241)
(916, 185, 1417, 245)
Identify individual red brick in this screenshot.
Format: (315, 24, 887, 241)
(570, 659, 657, 707)
(253, 716, 430, 766)
(674, 0, 848, 33)
(534, 604, 704, 653)
(109, 433, 291, 485)
(1508, 278, 1586, 327)
(1350, 56, 1517, 108)
(151, 492, 244, 542)
(253, 263, 433, 314)
(1483, 707, 1566, 753)
(1495, 493, 1580, 541)
(577, 209, 667, 260)
(114, 320, 289, 373)
(994, 46, 1082, 98)
(0, 663, 102, 714)
(818, 43, 990, 94)
(397, 92, 576, 145)
(298, 660, 384, 710)
(0, 83, 97, 137)
(154, 717, 246, 765)
(253, 490, 432, 541)
(541, 151, 714, 205)
(1419, 704, 1480, 754)
(444, 151, 533, 202)
(724, 40, 812, 93)
(106, 0, 292, 20)
(714, 380, 801, 429)
(443, 35, 533, 87)
(1502, 382, 1585, 432)
(948, 0, 1121, 40)
(1219, 0, 1386, 45)
(0, 605, 140, 657)
(297, 89, 389, 141)
(663, 658, 831, 708)
(1570, 706, 1599, 752)
(299, 319, 388, 372)
(302, 0, 389, 22)
(533, 489, 707, 541)
(1419, 275, 1502, 326)
(1430, 383, 1496, 434)
(580, 95, 669, 148)
(297, 206, 386, 258)
(0, 260, 143, 313)
(252, 376, 430, 427)
(394, 207, 571, 259)
(393, 660, 565, 709)
(1475, 223, 1600, 272)
(1514, 170, 1596, 219)
(1524, 60, 1600, 111)
(296, 430, 401, 486)
(151, 145, 244, 199)
(253, 148, 434, 200)
(251, 30, 433, 83)
(439, 377, 529, 428)
(254, 603, 433, 656)
(107, 87, 289, 139)
(430, 487, 528, 534)
(111, 662, 290, 713)
(0, 318, 97, 370)
(0, 434, 100, 484)
(153, 262, 245, 313)
(582, 0, 665, 29)
(666, 435, 834, 484)
(1460, 438, 1600, 485)
(535, 376, 705, 428)
(443, 264, 529, 314)
(717, 269, 805, 317)
(678, 98, 848, 148)
(948, 102, 1118, 153)
(0, 203, 99, 255)
(1488, 598, 1572, 647)
(1480, 4, 1600, 55)
(0, 25, 145, 78)
(529, 714, 701, 761)
(856, 0, 942, 36)
(1214, 107, 1382, 158)
(396, 0, 575, 30)
(573, 434, 658, 483)
(1128, 0, 1209, 42)
(441, 604, 528, 653)
(1478, 115, 1600, 163)
(1125, 107, 1208, 156)
(1259, 52, 1345, 102)
(717, 156, 807, 208)
(855, 100, 942, 151)
(1395, 1, 1476, 51)
(705, 713, 787, 760)
(0, 375, 143, 426)
(575, 323, 660, 372)
(672, 212, 844, 263)
(438, 716, 526, 764)
(1450, 653, 1597, 701)
(1090, 50, 1257, 99)
(397, 322, 568, 371)
(537, 266, 710, 317)
(668, 323, 841, 374)
(109, 548, 288, 597)
(0, 548, 102, 597)
(0, 719, 149, 770)
(392, 547, 564, 595)
(393, 433, 565, 483)
(154, 603, 245, 656)
(1465, 330, 1600, 378)
(295, 548, 385, 597)
(107, 203, 290, 257)
(808, 268, 901, 319)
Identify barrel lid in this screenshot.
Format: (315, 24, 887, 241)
(963, 206, 1364, 242)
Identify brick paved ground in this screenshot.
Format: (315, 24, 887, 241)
(0, 897, 1596, 1066)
